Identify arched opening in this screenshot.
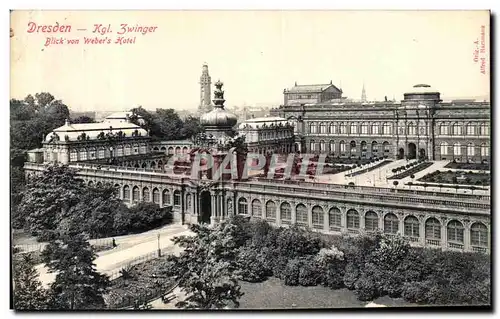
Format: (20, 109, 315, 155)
(419, 148, 426, 160)
(200, 191, 211, 224)
(398, 148, 405, 159)
(408, 143, 417, 160)
(364, 211, 378, 232)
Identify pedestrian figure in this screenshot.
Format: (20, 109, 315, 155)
(112, 238, 117, 248)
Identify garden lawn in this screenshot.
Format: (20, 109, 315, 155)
(418, 171, 490, 186)
(238, 277, 411, 309)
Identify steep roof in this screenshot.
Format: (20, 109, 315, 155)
(46, 121, 148, 142)
(286, 83, 341, 93)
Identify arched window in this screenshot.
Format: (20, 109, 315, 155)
(312, 206, 324, 230)
(408, 122, 416, 135)
(350, 141, 356, 154)
(320, 122, 327, 134)
(173, 190, 181, 206)
(404, 215, 420, 239)
(70, 149, 78, 162)
(123, 185, 130, 201)
(162, 189, 171, 206)
(384, 213, 399, 234)
(452, 122, 462, 135)
(124, 144, 131, 156)
(296, 204, 308, 227)
(372, 122, 380, 135)
(168, 147, 174, 155)
(339, 122, 347, 134)
(153, 188, 160, 204)
(320, 140, 326, 152)
(238, 198, 248, 215)
(116, 146, 123, 157)
(350, 123, 358, 134)
(98, 147, 105, 159)
(310, 122, 317, 134)
(467, 143, 475, 156)
(364, 211, 378, 232)
(425, 218, 441, 240)
(439, 123, 449, 135)
(143, 187, 150, 202)
(481, 143, 489, 157)
(186, 194, 193, 212)
(471, 222, 488, 247)
(447, 220, 464, 244)
(383, 141, 390, 154)
(329, 140, 335, 153)
(132, 186, 140, 202)
(280, 202, 292, 224)
(346, 209, 359, 229)
(265, 200, 276, 221)
(383, 122, 392, 135)
(453, 143, 461, 156)
(479, 123, 489, 136)
(361, 122, 369, 134)
(371, 141, 378, 154)
(339, 140, 346, 153)
(251, 199, 262, 217)
(440, 142, 448, 155)
(329, 207, 342, 231)
(466, 122, 475, 135)
(360, 141, 367, 152)
(329, 123, 336, 134)
(79, 149, 88, 161)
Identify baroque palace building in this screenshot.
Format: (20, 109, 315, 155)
(24, 72, 491, 254)
(272, 83, 490, 163)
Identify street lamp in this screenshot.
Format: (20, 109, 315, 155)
(157, 233, 161, 257)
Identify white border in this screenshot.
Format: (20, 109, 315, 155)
(2, 1, 498, 319)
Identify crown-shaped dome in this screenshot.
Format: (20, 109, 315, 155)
(200, 79, 238, 128)
(200, 107, 238, 128)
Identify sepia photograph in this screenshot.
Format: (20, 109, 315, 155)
(9, 8, 492, 311)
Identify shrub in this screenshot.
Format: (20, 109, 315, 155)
(235, 246, 269, 283)
(298, 257, 322, 286)
(282, 258, 301, 286)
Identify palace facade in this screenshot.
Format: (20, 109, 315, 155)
(271, 84, 491, 163)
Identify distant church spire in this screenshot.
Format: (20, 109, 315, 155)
(361, 83, 367, 102)
(199, 62, 212, 114)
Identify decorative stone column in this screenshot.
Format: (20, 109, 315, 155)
(341, 207, 347, 232)
(440, 217, 448, 249)
(323, 206, 329, 232)
(418, 215, 426, 246)
(291, 203, 297, 225)
(463, 220, 471, 252)
(275, 200, 281, 226)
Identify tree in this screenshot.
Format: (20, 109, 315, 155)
(164, 219, 245, 309)
(393, 181, 399, 188)
(42, 231, 110, 309)
(72, 116, 95, 124)
(180, 116, 204, 139)
(18, 164, 87, 240)
(12, 253, 49, 310)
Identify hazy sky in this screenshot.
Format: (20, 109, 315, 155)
(10, 10, 490, 112)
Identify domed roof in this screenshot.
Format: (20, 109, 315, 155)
(200, 107, 238, 128)
(406, 84, 439, 94)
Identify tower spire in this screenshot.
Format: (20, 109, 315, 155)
(199, 62, 212, 114)
(361, 82, 367, 102)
